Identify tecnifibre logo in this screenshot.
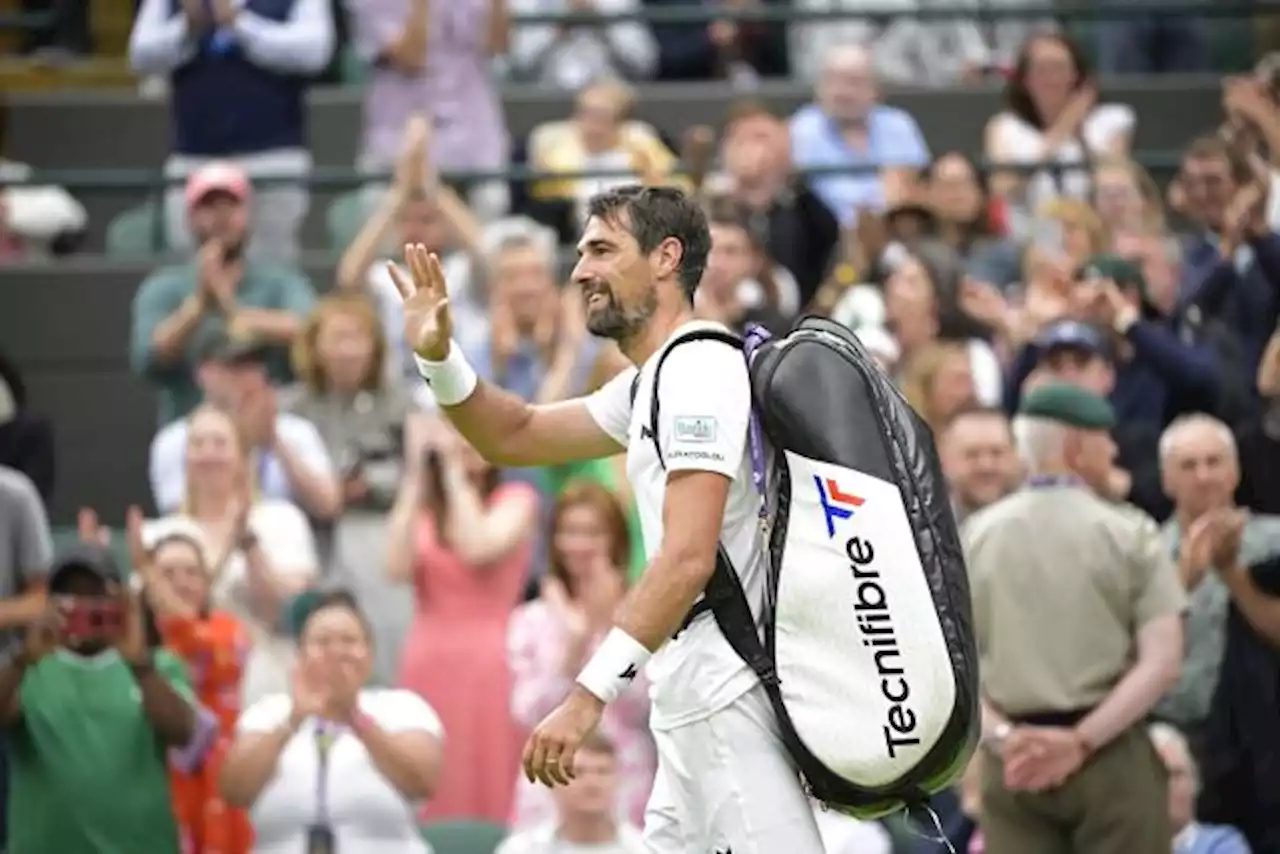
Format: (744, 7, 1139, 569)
(813, 475, 866, 538)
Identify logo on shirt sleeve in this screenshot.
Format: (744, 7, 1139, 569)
(673, 416, 717, 444)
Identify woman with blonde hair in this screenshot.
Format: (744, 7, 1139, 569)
(284, 293, 417, 685)
(900, 341, 978, 435)
(1092, 157, 1164, 238)
(168, 404, 320, 705)
(506, 480, 655, 829)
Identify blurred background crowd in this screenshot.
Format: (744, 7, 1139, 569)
(1, 0, 1280, 853)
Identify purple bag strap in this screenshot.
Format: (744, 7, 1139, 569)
(740, 323, 772, 521)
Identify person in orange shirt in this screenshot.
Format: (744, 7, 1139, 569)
(128, 506, 254, 854)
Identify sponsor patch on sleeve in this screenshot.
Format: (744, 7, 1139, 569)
(673, 416, 717, 444)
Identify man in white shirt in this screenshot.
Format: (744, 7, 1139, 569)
(149, 331, 337, 515)
(391, 184, 825, 853)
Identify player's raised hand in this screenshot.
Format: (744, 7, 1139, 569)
(388, 243, 453, 361)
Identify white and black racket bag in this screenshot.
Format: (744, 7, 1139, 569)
(641, 316, 979, 819)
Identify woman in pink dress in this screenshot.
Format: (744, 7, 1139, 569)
(506, 480, 656, 830)
(387, 424, 539, 823)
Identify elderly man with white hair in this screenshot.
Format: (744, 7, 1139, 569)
(965, 382, 1184, 854)
(1153, 414, 1280, 740)
(1148, 724, 1251, 854)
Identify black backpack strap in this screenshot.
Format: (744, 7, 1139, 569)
(645, 329, 743, 466)
(645, 330, 778, 686)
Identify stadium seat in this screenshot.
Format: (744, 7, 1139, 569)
(326, 190, 367, 251)
(420, 820, 507, 854)
(106, 203, 168, 257)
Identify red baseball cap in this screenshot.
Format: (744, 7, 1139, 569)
(185, 161, 252, 209)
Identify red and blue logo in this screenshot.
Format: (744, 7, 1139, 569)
(814, 475, 866, 538)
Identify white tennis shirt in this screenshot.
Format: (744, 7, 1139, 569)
(585, 320, 766, 731)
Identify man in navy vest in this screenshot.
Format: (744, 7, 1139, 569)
(127, 0, 335, 264)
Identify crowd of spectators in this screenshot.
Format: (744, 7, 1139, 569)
(1, 2, 1280, 853)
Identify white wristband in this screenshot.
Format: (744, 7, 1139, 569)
(413, 343, 479, 407)
(575, 628, 651, 705)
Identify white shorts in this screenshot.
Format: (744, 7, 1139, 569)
(642, 683, 825, 854)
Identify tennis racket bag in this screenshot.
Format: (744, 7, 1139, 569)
(644, 316, 979, 819)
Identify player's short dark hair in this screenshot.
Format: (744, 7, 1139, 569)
(585, 184, 711, 302)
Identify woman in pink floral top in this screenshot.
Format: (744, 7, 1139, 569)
(506, 481, 656, 829)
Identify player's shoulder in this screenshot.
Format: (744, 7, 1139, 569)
(658, 322, 746, 379)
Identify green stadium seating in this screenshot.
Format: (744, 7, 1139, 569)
(420, 820, 508, 854)
(326, 189, 367, 251)
(106, 203, 168, 257)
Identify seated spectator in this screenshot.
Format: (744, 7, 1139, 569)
(1007, 256, 1225, 519)
(129, 163, 319, 427)
(465, 218, 608, 408)
(938, 406, 1021, 525)
(0, 543, 198, 854)
(694, 198, 794, 335)
(0, 157, 86, 260)
(646, 0, 788, 82)
(220, 590, 444, 853)
(149, 330, 337, 517)
(163, 404, 319, 705)
(708, 99, 838, 305)
(880, 243, 1003, 406)
(0, 350, 54, 507)
(927, 152, 1022, 290)
(528, 80, 677, 234)
(283, 294, 416, 685)
(1091, 157, 1165, 243)
(507, 482, 654, 829)
(335, 117, 489, 391)
(349, 0, 510, 220)
(508, 0, 658, 88)
(901, 341, 978, 435)
(496, 733, 645, 854)
(790, 44, 930, 229)
(984, 33, 1134, 240)
(1149, 724, 1251, 854)
(1033, 196, 1109, 272)
(127, 0, 335, 263)
(131, 510, 253, 854)
(387, 426, 538, 822)
(1178, 136, 1280, 379)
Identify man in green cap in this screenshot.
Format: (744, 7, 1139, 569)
(964, 383, 1187, 854)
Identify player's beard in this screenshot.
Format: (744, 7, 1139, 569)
(583, 281, 656, 343)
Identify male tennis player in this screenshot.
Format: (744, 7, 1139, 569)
(389, 185, 824, 854)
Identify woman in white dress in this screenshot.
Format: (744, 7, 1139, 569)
(167, 404, 319, 705)
(220, 589, 445, 854)
(984, 33, 1136, 239)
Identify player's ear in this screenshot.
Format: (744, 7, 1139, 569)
(652, 236, 685, 285)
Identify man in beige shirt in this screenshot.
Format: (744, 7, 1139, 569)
(964, 383, 1186, 854)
